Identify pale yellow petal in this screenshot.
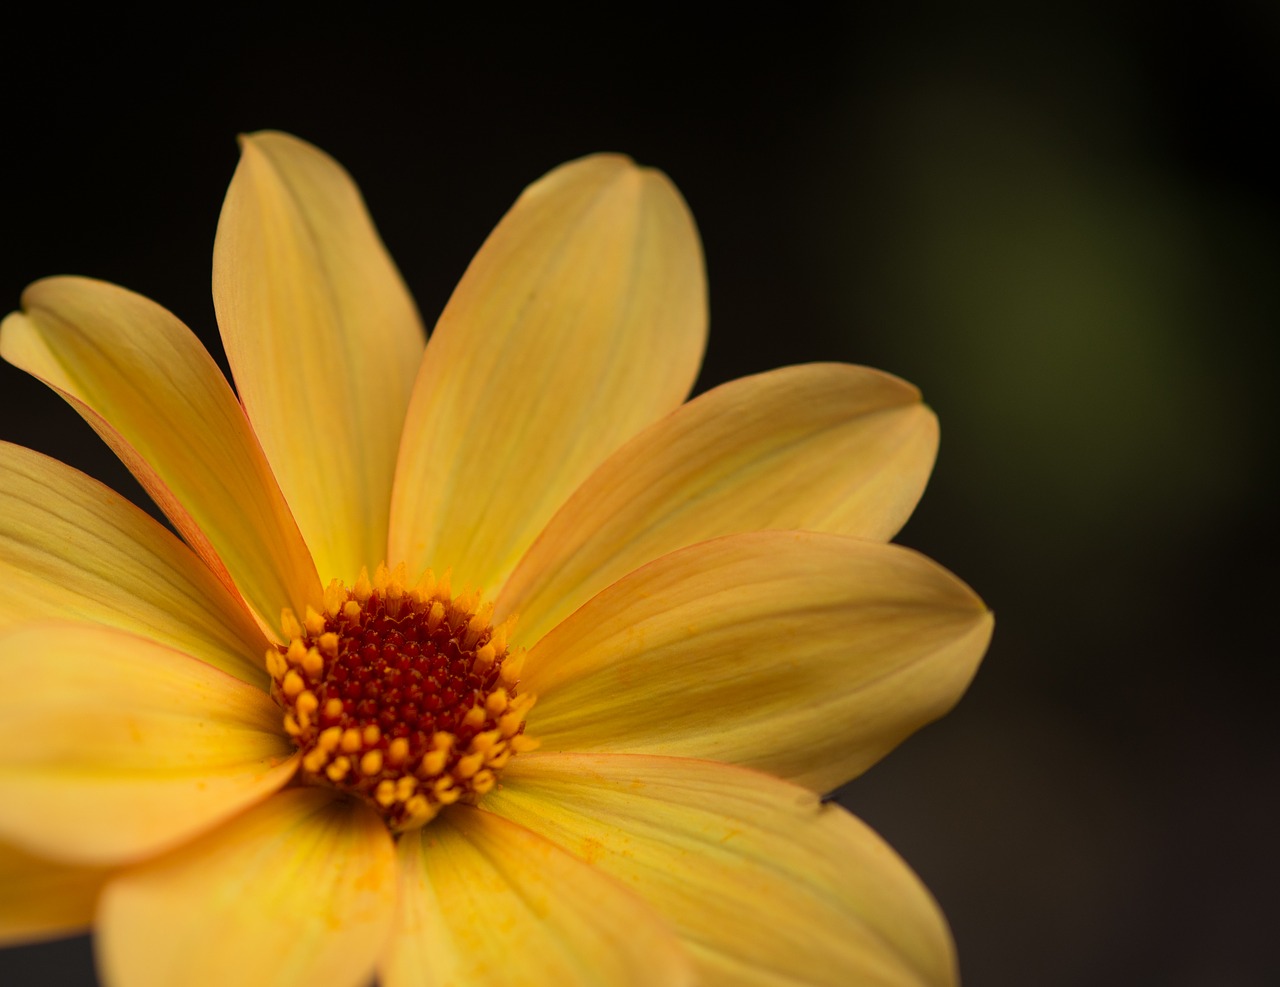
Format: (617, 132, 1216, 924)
(525, 531, 992, 793)
(0, 840, 111, 946)
(98, 788, 396, 987)
(500, 363, 939, 643)
(382, 805, 693, 987)
(0, 623, 297, 865)
(490, 753, 957, 987)
(0, 277, 321, 628)
(0, 441, 269, 686)
(390, 154, 707, 594)
(214, 131, 426, 584)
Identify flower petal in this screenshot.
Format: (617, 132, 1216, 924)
(214, 131, 426, 585)
(524, 531, 992, 793)
(0, 622, 297, 865)
(390, 154, 707, 594)
(0, 840, 111, 946)
(382, 804, 694, 987)
(0, 441, 270, 686)
(98, 788, 396, 987)
(490, 753, 957, 987)
(0, 277, 321, 628)
(499, 363, 939, 644)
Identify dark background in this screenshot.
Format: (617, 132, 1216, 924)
(2, 6, 1276, 985)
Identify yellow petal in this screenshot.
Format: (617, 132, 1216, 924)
(0, 277, 321, 628)
(214, 131, 426, 585)
(98, 788, 396, 987)
(500, 363, 939, 644)
(525, 531, 992, 793)
(0, 839, 111, 946)
(390, 154, 707, 594)
(382, 805, 693, 987)
(0, 441, 270, 686)
(490, 753, 957, 987)
(0, 622, 297, 865)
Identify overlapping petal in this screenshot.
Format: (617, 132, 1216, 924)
(499, 363, 939, 644)
(382, 805, 694, 987)
(0, 442, 269, 686)
(0, 277, 320, 626)
(489, 753, 957, 987)
(0, 840, 110, 946)
(390, 153, 707, 594)
(0, 623, 297, 865)
(214, 131, 426, 584)
(98, 788, 397, 987)
(524, 530, 992, 793)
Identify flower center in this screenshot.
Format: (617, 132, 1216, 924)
(265, 562, 537, 831)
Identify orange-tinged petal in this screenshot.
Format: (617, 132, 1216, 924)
(525, 531, 992, 793)
(0, 277, 321, 628)
(214, 131, 426, 585)
(490, 753, 957, 987)
(0, 441, 269, 686)
(0, 840, 110, 946)
(390, 154, 707, 594)
(499, 363, 939, 644)
(382, 805, 694, 987)
(0, 622, 297, 866)
(98, 788, 396, 987)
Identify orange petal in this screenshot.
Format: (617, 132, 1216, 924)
(98, 788, 397, 987)
(390, 154, 707, 594)
(499, 363, 939, 644)
(525, 531, 992, 793)
(382, 805, 693, 987)
(0, 441, 269, 686)
(0, 839, 111, 946)
(491, 752, 957, 987)
(214, 132, 426, 585)
(0, 276, 321, 629)
(0, 622, 297, 865)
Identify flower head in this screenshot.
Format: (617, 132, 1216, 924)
(0, 133, 992, 987)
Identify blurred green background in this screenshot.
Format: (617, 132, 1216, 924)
(2, 6, 1276, 985)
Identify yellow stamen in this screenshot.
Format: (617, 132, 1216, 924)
(485, 689, 509, 717)
(302, 647, 325, 679)
(454, 751, 484, 780)
(282, 669, 304, 699)
(340, 728, 363, 754)
(472, 643, 496, 674)
(386, 737, 410, 766)
(304, 605, 326, 637)
(353, 567, 373, 603)
(281, 608, 303, 640)
(323, 580, 347, 616)
(419, 748, 448, 777)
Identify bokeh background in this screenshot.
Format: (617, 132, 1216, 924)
(2, 6, 1276, 985)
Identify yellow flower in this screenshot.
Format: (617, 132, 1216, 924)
(0, 132, 992, 987)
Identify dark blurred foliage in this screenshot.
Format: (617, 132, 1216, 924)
(1, 4, 1276, 985)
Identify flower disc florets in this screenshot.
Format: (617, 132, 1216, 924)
(266, 562, 536, 831)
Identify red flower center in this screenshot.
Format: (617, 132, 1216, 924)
(266, 563, 536, 830)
